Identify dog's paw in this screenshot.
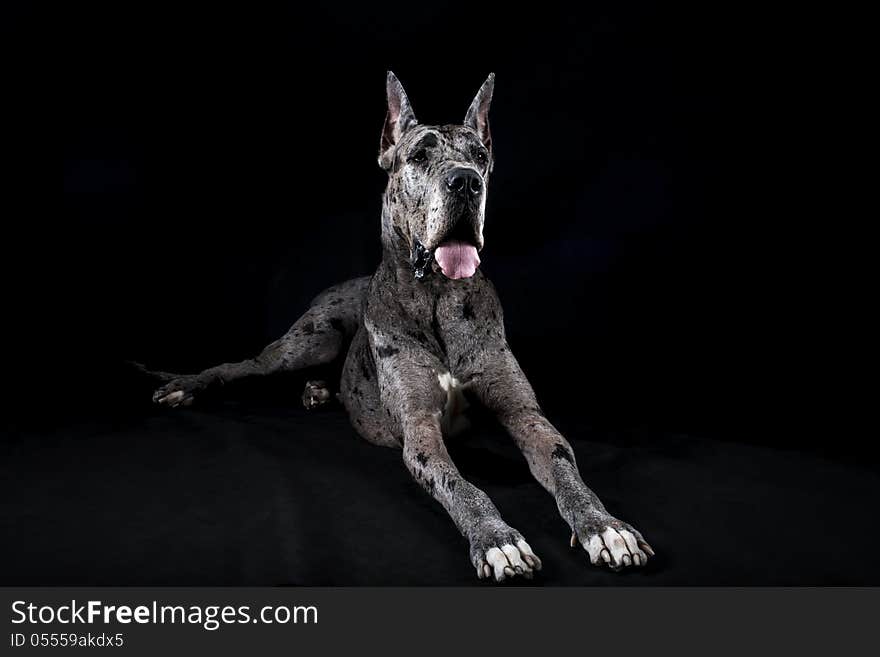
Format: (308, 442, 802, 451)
(571, 515, 654, 570)
(470, 521, 542, 582)
(302, 380, 331, 410)
(152, 377, 202, 408)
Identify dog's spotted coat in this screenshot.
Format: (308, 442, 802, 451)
(145, 72, 653, 581)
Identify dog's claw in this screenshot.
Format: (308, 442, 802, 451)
(570, 531, 577, 548)
(521, 545, 542, 571)
(639, 541, 655, 556)
(578, 522, 652, 571)
(478, 539, 541, 582)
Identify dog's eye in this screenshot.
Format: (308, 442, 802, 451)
(409, 150, 428, 165)
(475, 150, 488, 165)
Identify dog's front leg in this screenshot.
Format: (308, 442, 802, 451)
(401, 409, 543, 581)
(400, 408, 541, 581)
(472, 349, 655, 570)
(374, 348, 541, 581)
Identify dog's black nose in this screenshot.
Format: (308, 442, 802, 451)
(446, 168, 482, 195)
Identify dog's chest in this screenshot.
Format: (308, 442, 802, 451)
(372, 267, 505, 375)
(437, 371, 470, 437)
(431, 284, 505, 368)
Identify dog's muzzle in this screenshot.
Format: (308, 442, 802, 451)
(410, 168, 485, 281)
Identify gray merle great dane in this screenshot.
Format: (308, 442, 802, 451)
(142, 72, 654, 582)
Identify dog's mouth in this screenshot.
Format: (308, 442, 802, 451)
(410, 237, 482, 281)
(411, 213, 483, 281)
(434, 240, 481, 280)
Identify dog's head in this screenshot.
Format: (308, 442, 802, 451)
(379, 72, 494, 280)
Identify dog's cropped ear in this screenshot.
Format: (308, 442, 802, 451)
(464, 73, 494, 156)
(379, 71, 417, 170)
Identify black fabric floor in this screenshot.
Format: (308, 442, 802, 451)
(3, 400, 878, 586)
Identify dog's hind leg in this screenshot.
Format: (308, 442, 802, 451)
(149, 318, 340, 408)
(144, 276, 370, 407)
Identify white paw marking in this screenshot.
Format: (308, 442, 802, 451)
(602, 527, 630, 567)
(619, 529, 647, 565)
(579, 526, 650, 569)
(159, 390, 185, 406)
(480, 542, 541, 582)
(501, 544, 526, 570)
(586, 535, 605, 564)
(485, 547, 509, 581)
(516, 539, 542, 571)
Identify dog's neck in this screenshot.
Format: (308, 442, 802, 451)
(379, 195, 431, 282)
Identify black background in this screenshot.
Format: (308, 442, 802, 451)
(4, 2, 875, 585)
(52, 1, 815, 442)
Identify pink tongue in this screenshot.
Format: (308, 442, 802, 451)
(434, 240, 481, 279)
